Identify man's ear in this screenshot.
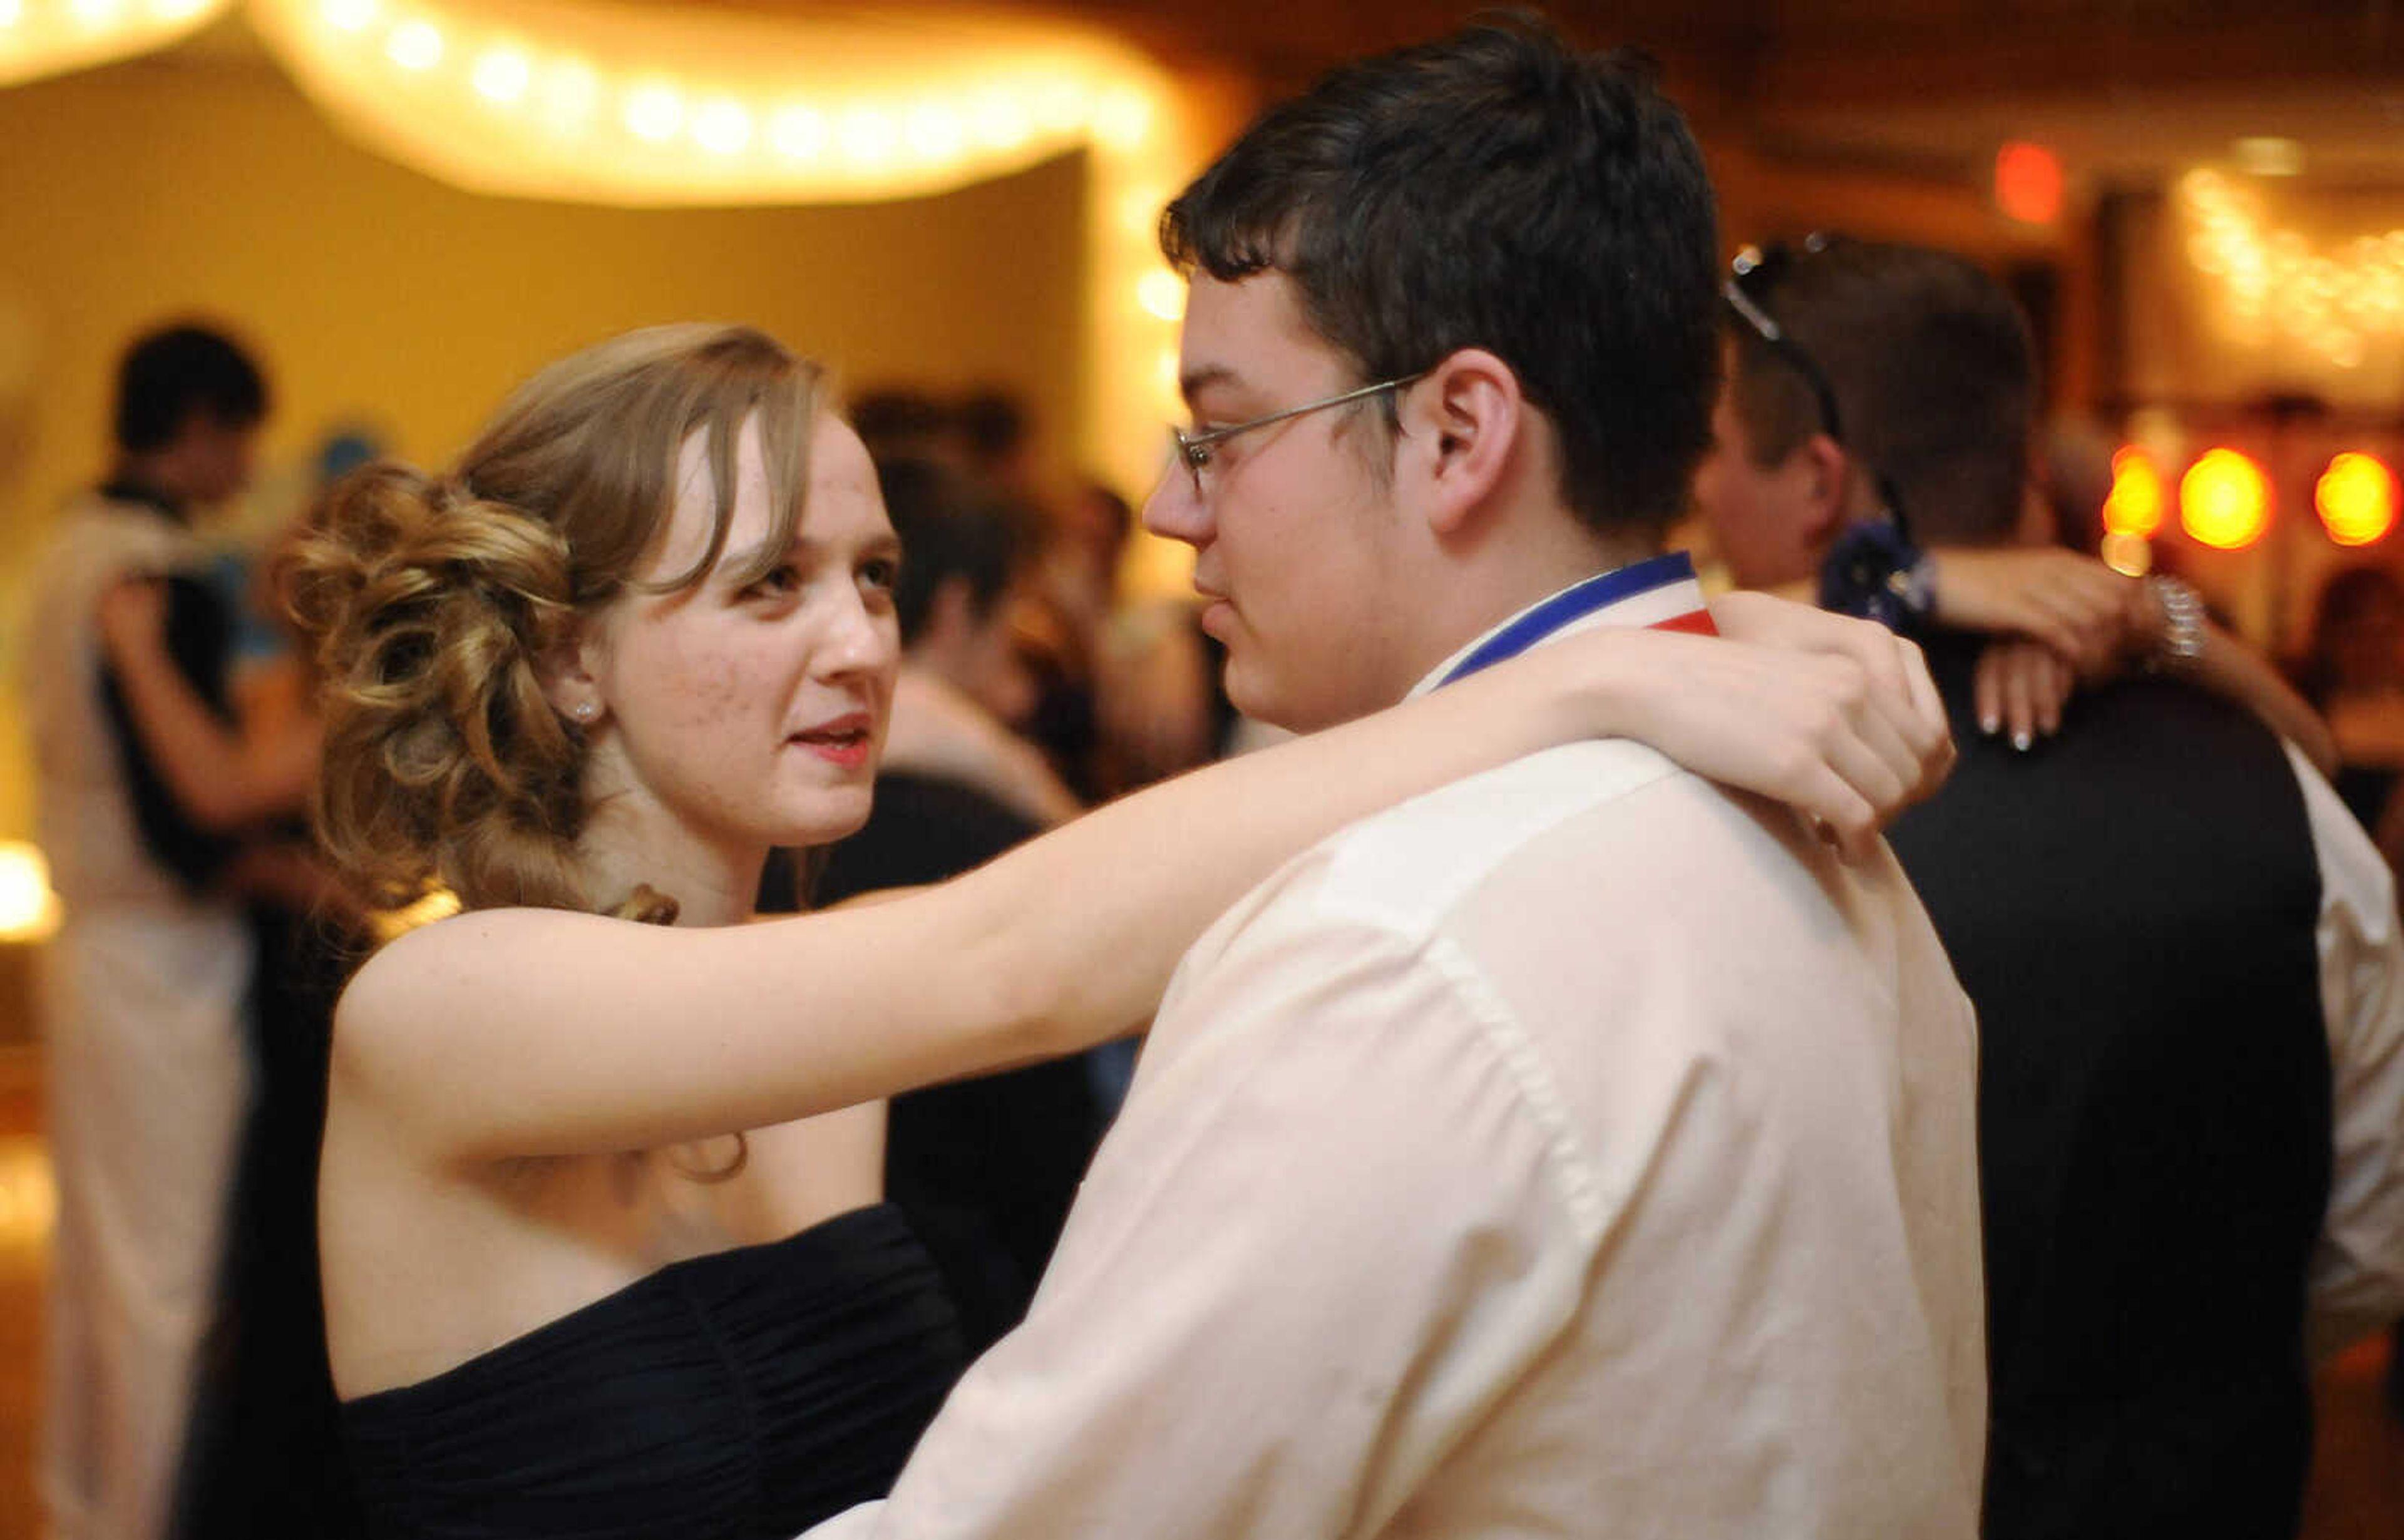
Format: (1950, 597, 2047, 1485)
(1794, 432, 1854, 552)
(1395, 348, 1523, 540)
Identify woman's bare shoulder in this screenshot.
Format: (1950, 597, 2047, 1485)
(334, 906, 618, 1061)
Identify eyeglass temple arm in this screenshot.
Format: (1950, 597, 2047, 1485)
(1180, 374, 1425, 454)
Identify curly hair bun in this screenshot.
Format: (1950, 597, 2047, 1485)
(284, 461, 592, 914)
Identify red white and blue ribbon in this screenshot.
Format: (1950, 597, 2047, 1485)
(1434, 551, 1718, 689)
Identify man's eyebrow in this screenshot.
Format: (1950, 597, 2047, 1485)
(1178, 364, 1241, 407)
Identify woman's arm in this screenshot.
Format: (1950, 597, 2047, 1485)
(342, 600, 1950, 1165)
(1972, 597, 2338, 774)
(1927, 546, 2136, 673)
(95, 576, 319, 831)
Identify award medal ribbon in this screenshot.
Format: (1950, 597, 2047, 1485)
(1435, 552, 1718, 689)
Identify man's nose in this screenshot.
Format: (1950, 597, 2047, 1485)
(1142, 470, 1210, 547)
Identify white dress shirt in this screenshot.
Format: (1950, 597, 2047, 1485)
(2288, 742, 2404, 1357)
(811, 571, 1988, 1539)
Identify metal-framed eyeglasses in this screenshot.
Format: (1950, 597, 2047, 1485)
(1167, 372, 1426, 500)
(1723, 237, 1849, 446)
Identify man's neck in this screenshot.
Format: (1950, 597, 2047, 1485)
(104, 459, 187, 520)
(1405, 525, 1662, 690)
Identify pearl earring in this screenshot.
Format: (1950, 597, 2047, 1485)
(574, 701, 598, 722)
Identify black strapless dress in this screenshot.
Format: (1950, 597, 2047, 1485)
(340, 1203, 967, 1540)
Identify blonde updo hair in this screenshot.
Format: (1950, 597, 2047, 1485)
(284, 324, 828, 920)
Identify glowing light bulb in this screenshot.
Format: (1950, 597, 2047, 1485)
(2102, 447, 2165, 538)
(473, 48, 530, 104)
(2180, 448, 2271, 550)
(1032, 81, 1086, 133)
(2318, 453, 2398, 546)
(321, 0, 376, 30)
(1137, 269, 1185, 322)
(770, 105, 826, 161)
(904, 103, 963, 162)
(970, 91, 1030, 150)
(71, 0, 125, 26)
(837, 108, 898, 167)
(0, 843, 59, 943)
(538, 57, 598, 126)
(0, 0, 24, 26)
(385, 18, 443, 71)
(150, 0, 215, 20)
(2099, 531, 2153, 577)
(1092, 88, 1153, 150)
(692, 99, 753, 155)
(624, 83, 684, 144)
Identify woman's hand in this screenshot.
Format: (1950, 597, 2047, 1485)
(1593, 591, 1954, 861)
(1973, 638, 2078, 750)
(1931, 547, 2141, 673)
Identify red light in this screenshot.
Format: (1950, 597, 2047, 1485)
(1995, 141, 2063, 226)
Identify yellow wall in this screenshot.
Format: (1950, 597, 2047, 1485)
(0, 49, 1089, 839)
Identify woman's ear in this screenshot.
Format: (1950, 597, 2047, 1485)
(1397, 348, 1524, 540)
(537, 617, 609, 726)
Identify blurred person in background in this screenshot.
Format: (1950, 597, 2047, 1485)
(848, 388, 957, 469)
(2295, 565, 2404, 864)
(856, 459, 1077, 831)
(23, 321, 295, 1540)
(292, 321, 1946, 1540)
(1694, 235, 2404, 1540)
(101, 428, 391, 1539)
(804, 456, 1101, 1350)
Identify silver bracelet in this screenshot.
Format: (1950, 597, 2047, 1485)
(2147, 575, 2206, 672)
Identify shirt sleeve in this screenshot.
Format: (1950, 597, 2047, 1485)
(804, 908, 1593, 1540)
(2288, 742, 2404, 1357)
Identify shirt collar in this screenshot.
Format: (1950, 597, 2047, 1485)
(1409, 550, 1713, 699)
(98, 476, 188, 525)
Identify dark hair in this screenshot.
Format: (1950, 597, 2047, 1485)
(1722, 239, 2035, 546)
(848, 387, 953, 463)
(954, 389, 1029, 466)
(1159, 14, 1719, 536)
(876, 456, 1028, 645)
(115, 322, 270, 453)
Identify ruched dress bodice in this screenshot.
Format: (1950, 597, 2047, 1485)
(340, 1203, 966, 1540)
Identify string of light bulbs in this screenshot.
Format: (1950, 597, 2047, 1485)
(2181, 168, 2404, 371)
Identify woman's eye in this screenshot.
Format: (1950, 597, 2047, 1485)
(744, 565, 801, 599)
(860, 557, 900, 594)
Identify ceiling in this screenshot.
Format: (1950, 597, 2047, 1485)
(162, 1, 2404, 191)
(695, 0, 2404, 189)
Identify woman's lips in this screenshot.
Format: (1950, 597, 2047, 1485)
(791, 714, 874, 769)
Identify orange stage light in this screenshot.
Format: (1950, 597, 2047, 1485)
(2318, 453, 2399, 547)
(1995, 141, 2063, 226)
(2102, 446, 2165, 538)
(2181, 448, 2271, 550)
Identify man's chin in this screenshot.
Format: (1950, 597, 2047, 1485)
(1223, 665, 1350, 738)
